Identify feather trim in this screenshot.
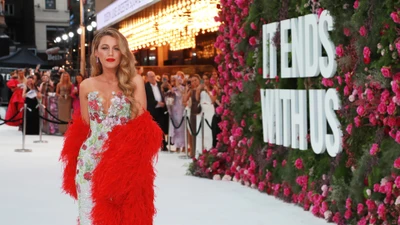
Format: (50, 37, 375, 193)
(59, 115, 90, 199)
(91, 111, 163, 225)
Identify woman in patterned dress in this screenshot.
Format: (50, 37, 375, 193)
(56, 72, 73, 134)
(60, 28, 162, 225)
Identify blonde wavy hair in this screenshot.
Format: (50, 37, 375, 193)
(60, 72, 72, 87)
(90, 27, 138, 117)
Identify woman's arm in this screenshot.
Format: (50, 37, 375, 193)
(132, 75, 146, 117)
(39, 82, 43, 93)
(196, 84, 204, 102)
(183, 88, 191, 105)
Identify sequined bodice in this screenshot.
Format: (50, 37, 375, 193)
(87, 91, 131, 132)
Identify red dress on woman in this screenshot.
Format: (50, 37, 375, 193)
(5, 79, 24, 126)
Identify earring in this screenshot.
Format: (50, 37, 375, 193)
(96, 57, 99, 63)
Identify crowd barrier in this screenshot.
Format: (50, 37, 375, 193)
(167, 109, 213, 159)
(1, 105, 213, 157)
(0, 102, 68, 153)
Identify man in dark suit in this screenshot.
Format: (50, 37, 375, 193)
(145, 71, 168, 151)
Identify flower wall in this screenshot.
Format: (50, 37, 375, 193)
(189, 0, 400, 224)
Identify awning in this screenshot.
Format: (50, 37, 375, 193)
(0, 48, 48, 68)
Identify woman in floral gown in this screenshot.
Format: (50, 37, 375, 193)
(60, 28, 162, 225)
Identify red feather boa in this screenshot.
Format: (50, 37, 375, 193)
(60, 112, 162, 225)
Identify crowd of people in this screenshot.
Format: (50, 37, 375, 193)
(2, 66, 221, 156)
(143, 70, 221, 157)
(3, 67, 84, 135)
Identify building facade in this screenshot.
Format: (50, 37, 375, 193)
(95, 0, 219, 74)
(4, 0, 35, 48)
(34, 0, 69, 65)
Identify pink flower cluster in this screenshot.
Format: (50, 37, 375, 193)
(191, 1, 400, 225)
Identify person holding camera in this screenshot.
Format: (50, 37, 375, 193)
(166, 73, 186, 153)
(184, 74, 201, 157)
(195, 73, 215, 154)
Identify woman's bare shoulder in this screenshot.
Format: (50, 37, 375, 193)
(80, 77, 99, 89)
(79, 77, 97, 95)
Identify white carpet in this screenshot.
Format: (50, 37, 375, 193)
(0, 113, 328, 225)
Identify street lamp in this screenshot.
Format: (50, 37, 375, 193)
(77, 28, 82, 34)
(87, 25, 93, 31)
(62, 34, 68, 41)
(56, 37, 61, 42)
(68, 32, 74, 38)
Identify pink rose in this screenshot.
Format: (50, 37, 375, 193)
(282, 159, 287, 167)
(387, 102, 396, 115)
(387, 117, 396, 127)
(346, 123, 353, 134)
(363, 47, 371, 64)
(346, 198, 352, 209)
(311, 205, 320, 216)
(396, 42, 400, 55)
(258, 181, 266, 191)
(357, 203, 364, 215)
(356, 105, 365, 116)
(380, 89, 390, 102)
(381, 67, 391, 78)
(321, 78, 334, 87)
(377, 204, 386, 220)
(391, 12, 400, 24)
(353, 0, 359, 9)
(317, 8, 324, 18)
(250, 22, 257, 30)
(395, 176, 400, 188)
(366, 199, 376, 211)
(369, 113, 377, 125)
(366, 88, 374, 100)
(344, 209, 352, 220)
(359, 26, 367, 36)
(332, 212, 341, 223)
(377, 102, 387, 114)
(369, 143, 379, 155)
(344, 86, 351, 96)
(295, 158, 303, 170)
(358, 217, 367, 225)
(336, 45, 344, 57)
(336, 76, 343, 85)
(343, 27, 351, 36)
(396, 131, 400, 143)
(354, 116, 361, 127)
(249, 36, 257, 46)
(283, 187, 290, 197)
(240, 119, 246, 127)
(394, 157, 400, 169)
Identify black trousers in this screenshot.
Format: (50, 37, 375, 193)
(211, 114, 221, 148)
(152, 108, 168, 150)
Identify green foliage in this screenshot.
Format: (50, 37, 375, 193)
(329, 177, 350, 213)
(350, 150, 373, 203)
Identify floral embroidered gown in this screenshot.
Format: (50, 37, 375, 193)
(75, 91, 130, 224)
